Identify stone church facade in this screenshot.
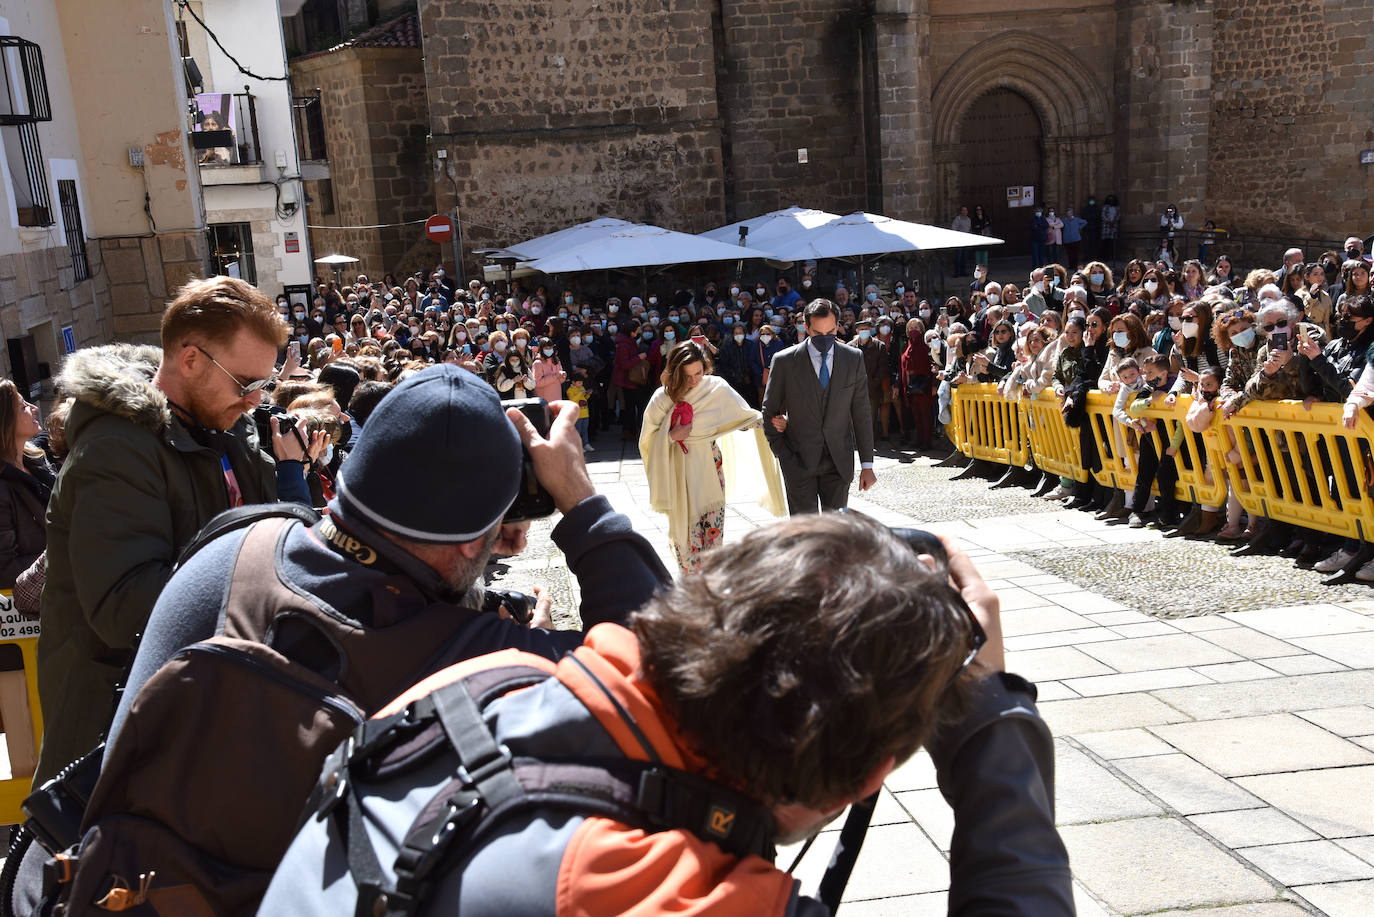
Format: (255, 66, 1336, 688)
(322, 0, 1373, 271)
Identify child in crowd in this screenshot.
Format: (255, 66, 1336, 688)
(1112, 354, 1179, 527)
(566, 369, 594, 453)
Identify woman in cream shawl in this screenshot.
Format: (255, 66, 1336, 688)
(641, 341, 786, 571)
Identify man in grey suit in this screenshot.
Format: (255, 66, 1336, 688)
(763, 299, 877, 514)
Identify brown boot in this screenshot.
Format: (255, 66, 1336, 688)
(1191, 509, 1220, 538)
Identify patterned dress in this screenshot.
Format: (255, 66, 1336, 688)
(672, 442, 725, 572)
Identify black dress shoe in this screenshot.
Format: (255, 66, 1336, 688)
(1279, 537, 1307, 559)
(1031, 473, 1057, 497)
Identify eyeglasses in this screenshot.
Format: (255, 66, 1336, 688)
(1260, 319, 1290, 332)
(190, 344, 276, 398)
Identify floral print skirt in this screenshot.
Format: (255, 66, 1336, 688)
(673, 442, 725, 572)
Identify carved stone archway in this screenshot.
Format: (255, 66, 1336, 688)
(932, 32, 1113, 228)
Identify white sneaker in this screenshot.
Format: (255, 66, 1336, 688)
(1314, 548, 1357, 573)
(583, 442, 595, 453)
(1357, 558, 1374, 583)
(1044, 485, 1070, 501)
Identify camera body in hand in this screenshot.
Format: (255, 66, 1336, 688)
(504, 397, 557, 522)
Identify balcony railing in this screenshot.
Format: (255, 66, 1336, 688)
(192, 87, 262, 167)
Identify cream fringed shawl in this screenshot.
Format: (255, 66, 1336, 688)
(639, 375, 786, 562)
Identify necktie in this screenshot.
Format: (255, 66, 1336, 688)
(819, 351, 830, 390)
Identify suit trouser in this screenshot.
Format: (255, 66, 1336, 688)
(784, 452, 851, 515)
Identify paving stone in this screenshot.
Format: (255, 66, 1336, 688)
(1170, 616, 1242, 632)
(1295, 706, 1374, 738)
(1054, 743, 1161, 825)
(1336, 835, 1374, 866)
(1108, 621, 1180, 637)
(1189, 808, 1320, 848)
(1060, 818, 1277, 913)
(836, 893, 948, 916)
(1004, 627, 1124, 651)
(1038, 692, 1193, 735)
(1289, 632, 1374, 669)
(1003, 646, 1116, 681)
(1026, 581, 1089, 596)
(1074, 728, 1177, 760)
(1045, 592, 1132, 614)
(993, 586, 1054, 612)
(869, 787, 917, 827)
(1222, 605, 1374, 638)
(1237, 766, 1374, 838)
(788, 822, 950, 901)
(884, 751, 937, 792)
(1071, 883, 1114, 917)
(1144, 904, 1314, 917)
(1260, 654, 1348, 676)
(1084, 610, 1157, 626)
(1153, 670, 1374, 719)
(1192, 661, 1281, 683)
(1078, 633, 1242, 673)
(1240, 840, 1374, 885)
(998, 606, 1095, 636)
(1063, 667, 1214, 697)
(892, 788, 952, 852)
(1353, 735, 1374, 752)
(1033, 681, 1081, 701)
(1199, 628, 1302, 659)
(1151, 714, 1374, 777)
(1293, 879, 1374, 917)
(1114, 754, 1264, 814)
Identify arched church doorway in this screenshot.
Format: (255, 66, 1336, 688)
(957, 89, 1043, 257)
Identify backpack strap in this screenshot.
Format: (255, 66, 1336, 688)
(174, 502, 320, 572)
(327, 668, 776, 917)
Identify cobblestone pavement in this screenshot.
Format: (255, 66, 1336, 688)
(490, 428, 1374, 916)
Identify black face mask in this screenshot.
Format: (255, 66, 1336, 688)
(1347, 249, 1362, 261)
(1338, 317, 1359, 340)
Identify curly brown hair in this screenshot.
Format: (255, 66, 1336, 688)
(630, 511, 975, 808)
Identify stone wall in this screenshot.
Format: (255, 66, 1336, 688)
(1205, 0, 1374, 244)
(291, 47, 434, 281)
(100, 231, 210, 343)
(420, 0, 725, 269)
(0, 242, 111, 383)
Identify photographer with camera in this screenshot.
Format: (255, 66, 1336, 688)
(259, 511, 1072, 916)
(9, 366, 670, 917)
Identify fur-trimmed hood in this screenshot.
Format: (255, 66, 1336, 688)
(58, 344, 170, 437)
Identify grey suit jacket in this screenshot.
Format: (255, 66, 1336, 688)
(762, 340, 875, 482)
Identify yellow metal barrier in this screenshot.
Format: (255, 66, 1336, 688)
(1024, 391, 1090, 484)
(942, 382, 1374, 542)
(951, 383, 1029, 467)
(0, 590, 41, 825)
(1220, 400, 1374, 540)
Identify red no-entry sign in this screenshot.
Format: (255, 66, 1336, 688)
(425, 214, 455, 243)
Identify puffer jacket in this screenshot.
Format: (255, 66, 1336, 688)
(35, 344, 277, 782)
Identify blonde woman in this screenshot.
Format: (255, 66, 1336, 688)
(640, 342, 784, 571)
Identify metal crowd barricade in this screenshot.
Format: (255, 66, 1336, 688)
(1023, 391, 1089, 483)
(952, 383, 1029, 467)
(1220, 399, 1374, 540)
(0, 590, 41, 824)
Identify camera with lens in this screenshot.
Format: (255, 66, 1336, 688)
(504, 397, 557, 522)
(481, 588, 534, 626)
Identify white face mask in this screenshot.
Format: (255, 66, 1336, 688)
(757, 288, 767, 297)
(730, 286, 740, 296)
(648, 297, 658, 306)
(495, 323, 507, 333)
(986, 294, 1001, 306)
(1034, 280, 1047, 294)
(733, 332, 745, 342)
(542, 347, 555, 357)
(1068, 310, 1086, 322)
(802, 280, 811, 289)
(1181, 321, 1199, 338)
(1144, 280, 1159, 294)
(1113, 331, 1130, 348)
(530, 305, 542, 315)
(879, 325, 892, 335)
(759, 332, 774, 343)
(608, 324, 618, 334)
(455, 332, 467, 342)
(919, 309, 931, 320)
(1168, 316, 1182, 331)
(569, 335, 581, 345)
(1090, 273, 1105, 286)
(494, 341, 508, 353)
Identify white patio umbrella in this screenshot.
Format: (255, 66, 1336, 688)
(480, 218, 637, 282)
(764, 211, 1002, 261)
(526, 223, 777, 273)
(698, 205, 842, 248)
(313, 253, 360, 285)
